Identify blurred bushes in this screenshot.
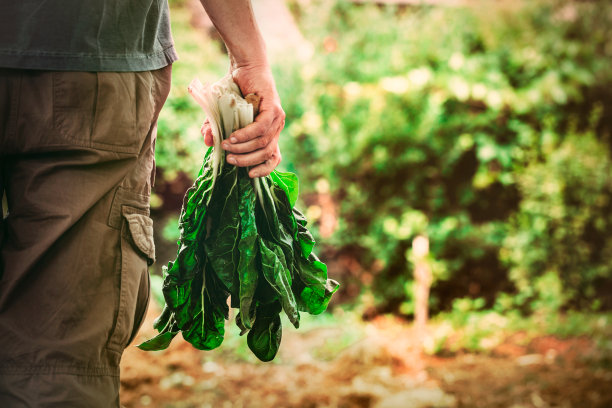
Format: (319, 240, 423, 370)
(154, 0, 612, 315)
(272, 0, 612, 313)
(503, 128, 612, 311)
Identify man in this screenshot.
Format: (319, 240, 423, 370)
(0, 0, 284, 405)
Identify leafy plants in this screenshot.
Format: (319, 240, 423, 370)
(139, 76, 339, 361)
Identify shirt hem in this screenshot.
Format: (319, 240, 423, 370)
(0, 46, 179, 72)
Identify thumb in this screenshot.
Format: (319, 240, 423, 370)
(201, 120, 214, 147)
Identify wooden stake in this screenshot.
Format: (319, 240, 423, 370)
(413, 235, 432, 339)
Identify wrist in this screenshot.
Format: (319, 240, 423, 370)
(229, 49, 269, 72)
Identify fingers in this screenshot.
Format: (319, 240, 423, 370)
(201, 104, 283, 178)
(228, 107, 285, 145)
(200, 119, 214, 147)
(222, 102, 285, 177)
(226, 137, 280, 172)
(202, 105, 285, 154)
(221, 114, 283, 154)
(246, 146, 282, 178)
(221, 136, 266, 154)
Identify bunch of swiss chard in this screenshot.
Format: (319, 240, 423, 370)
(138, 75, 339, 361)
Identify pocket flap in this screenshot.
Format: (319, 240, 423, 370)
(122, 209, 156, 265)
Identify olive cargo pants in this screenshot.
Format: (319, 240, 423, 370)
(0, 65, 171, 406)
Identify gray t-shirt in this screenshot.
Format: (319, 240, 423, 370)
(0, 0, 178, 72)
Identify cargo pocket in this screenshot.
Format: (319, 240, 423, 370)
(107, 205, 155, 353)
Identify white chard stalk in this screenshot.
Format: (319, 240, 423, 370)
(188, 75, 266, 207)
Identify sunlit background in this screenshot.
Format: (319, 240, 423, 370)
(120, 0, 612, 407)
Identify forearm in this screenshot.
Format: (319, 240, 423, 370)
(199, 0, 268, 68)
(198, 0, 284, 178)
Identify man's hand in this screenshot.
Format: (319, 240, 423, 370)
(228, 63, 285, 178)
(199, 0, 285, 179)
(202, 63, 285, 178)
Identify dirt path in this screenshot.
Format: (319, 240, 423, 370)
(120, 304, 611, 408)
(428, 337, 612, 408)
(120, 305, 455, 408)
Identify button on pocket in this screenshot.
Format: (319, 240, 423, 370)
(106, 206, 156, 352)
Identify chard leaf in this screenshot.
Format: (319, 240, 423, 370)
(258, 237, 300, 328)
(162, 278, 193, 329)
(181, 263, 227, 350)
(179, 148, 215, 242)
(254, 177, 282, 243)
(270, 170, 299, 207)
(236, 173, 259, 329)
(235, 311, 248, 336)
(182, 307, 225, 350)
(137, 313, 179, 351)
(204, 165, 240, 291)
(247, 301, 282, 362)
(152, 305, 173, 331)
(295, 253, 340, 315)
(159, 155, 215, 332)
(256, 178, 296, 276)
(270, 183, 315, 259)
(293, 208, 315, 258)
(137, 330, 179, 351)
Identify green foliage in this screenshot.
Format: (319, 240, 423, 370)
(426, 299, 612, 355)
(274, 0, 612, 312)
(149, 273, 166, 309)
(502, 129, 612, 310)
(161, 215, 181, 243)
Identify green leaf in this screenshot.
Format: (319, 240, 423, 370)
(182, 311, 225, 350)
(162, 278, 193, 329)
(272, 184, 315, 259)
(137, 311, 179, 351)
(137, 331, 179, 351)
(247, 301, 283, 362)
(205, 165, 240, 290)
(270, 170, 299, 207)
(259, 237, 300, 328)
(256, 178, 297, 279)
(152, 305, 173, 331)
(235, 311, 249, 336)
(236, 174, 259, 329)
(293, 208, 316, 259)
(295, 253, 339, 315)
(181, 264, 227, 351)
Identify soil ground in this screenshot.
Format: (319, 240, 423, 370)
(120, 305, 612, 408)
